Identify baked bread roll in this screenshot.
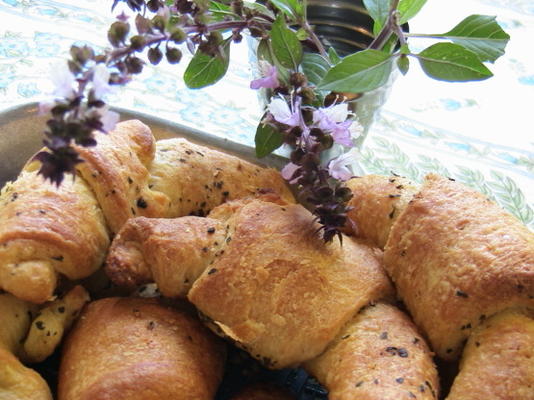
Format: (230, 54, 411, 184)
(446, 308, 534, 400)
(305, 302, 439, 400)
(22, 285, 89, 363)
(385, 174, 534, 359)
(346, 175, 418, 248)
(106, 216, 227, 297)
(230, 382, 295, 399)
(106, 196, 393, 368)
(74, 120, 170, 234)
(0, 165, 109, 303)
(58, 297, 226, 400)
(0, 293, 52, 400)
(148, 138, 294, 218)
(188, 197, 394, 368)
(346, 174, 534, 360)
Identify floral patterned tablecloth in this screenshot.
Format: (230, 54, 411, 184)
(1, 0, 533, 229)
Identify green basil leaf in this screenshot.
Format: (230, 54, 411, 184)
(328, 46, 341, 65)
(270, 15, 303, 69)
(269, 0, 303, 19)
(184, 39, 231, 89)
(437, 14, 510, 63)
(415, 42, 493, 82)
(255, 122, 284, 158)
(209, 1, 234, 21)
(397, 0, 427, 24)
(318, 49, 394, 93)
(302, 53, 331, 86)
(363, 0, 391, 32)
(245, 1, 275, 19)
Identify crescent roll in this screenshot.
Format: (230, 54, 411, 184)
(0, 166, 109, 303)
(346, 174, 534, 360)
(74, 120, 170, 234)
(346, 175, 418, 248)
(148, 138, 294, 218)
(446, 308, 534, 400)
(188, 197, 394, 368)
(305, 302, 439, 400)
(106, 216, 227, 297)
(0, 293, 52, 400)
(384, 174, 534, 359)
(106, 196, 393, 368)
(58, 297, 226, 400)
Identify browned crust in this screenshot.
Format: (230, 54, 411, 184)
(0, 348, 52, 400)
(446, 308, 534, 400)
(105, 216, 226, 297)
(188, 198, 394, 368)
(346, 175, 418, 249)
(0, 169, 109, 303)
(305, 302, 439, 400)
(384, 174, 534, 360)
(58, 297, 226, 400)
(75, 120, 170, 234)
(148, 138, 294, 218)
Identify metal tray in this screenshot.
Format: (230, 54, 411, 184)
(0, 102, 289, 187)
(0, 102, 327, 400)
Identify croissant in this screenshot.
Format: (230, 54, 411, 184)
(148, 137, 295, 218)
(58, 297, 226, 400)
(347, 173, 534, 360)
(446, 308, 534, 400)
(0, 165, 109, 303)
(21, 285, 89, 363)
(0, 293, 52, 400)
(304, 302, 439, 400)
(107, 196, 394, 368)
(74, 120, 170, 234)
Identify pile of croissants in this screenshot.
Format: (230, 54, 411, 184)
(0, 120, 532, 400)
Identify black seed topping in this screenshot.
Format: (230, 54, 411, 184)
(137, 197, 148, 208)
(456, 290, 468, 298)
(35, 321, 45, 330)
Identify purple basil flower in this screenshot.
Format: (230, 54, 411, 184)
(96, 106, 120, 132)
(50, 62, 76, 99)
(328, 151, 356, 181)
(268, 97, 301, 127)
(92, 64, 113, 99)
(313, 103, 354, 147)
(281, 162, 300, 183)
(250, 60, 279, 90)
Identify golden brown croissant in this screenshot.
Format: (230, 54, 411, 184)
(106, 216, 227, 297)
(305, 302, 439, 400)
(347, 173, 534, 360)
(106, 196, 394, 368)
(0, 165, 109, 303)
(22, 285, 89, 363)
(446, 308, 534, 400)
(0, 293, 52, 400)
(58, 297, 226, 400)
(74, 120, 170, 234)
(148, 137, 295, 217)
(346, 174, 418, 248)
